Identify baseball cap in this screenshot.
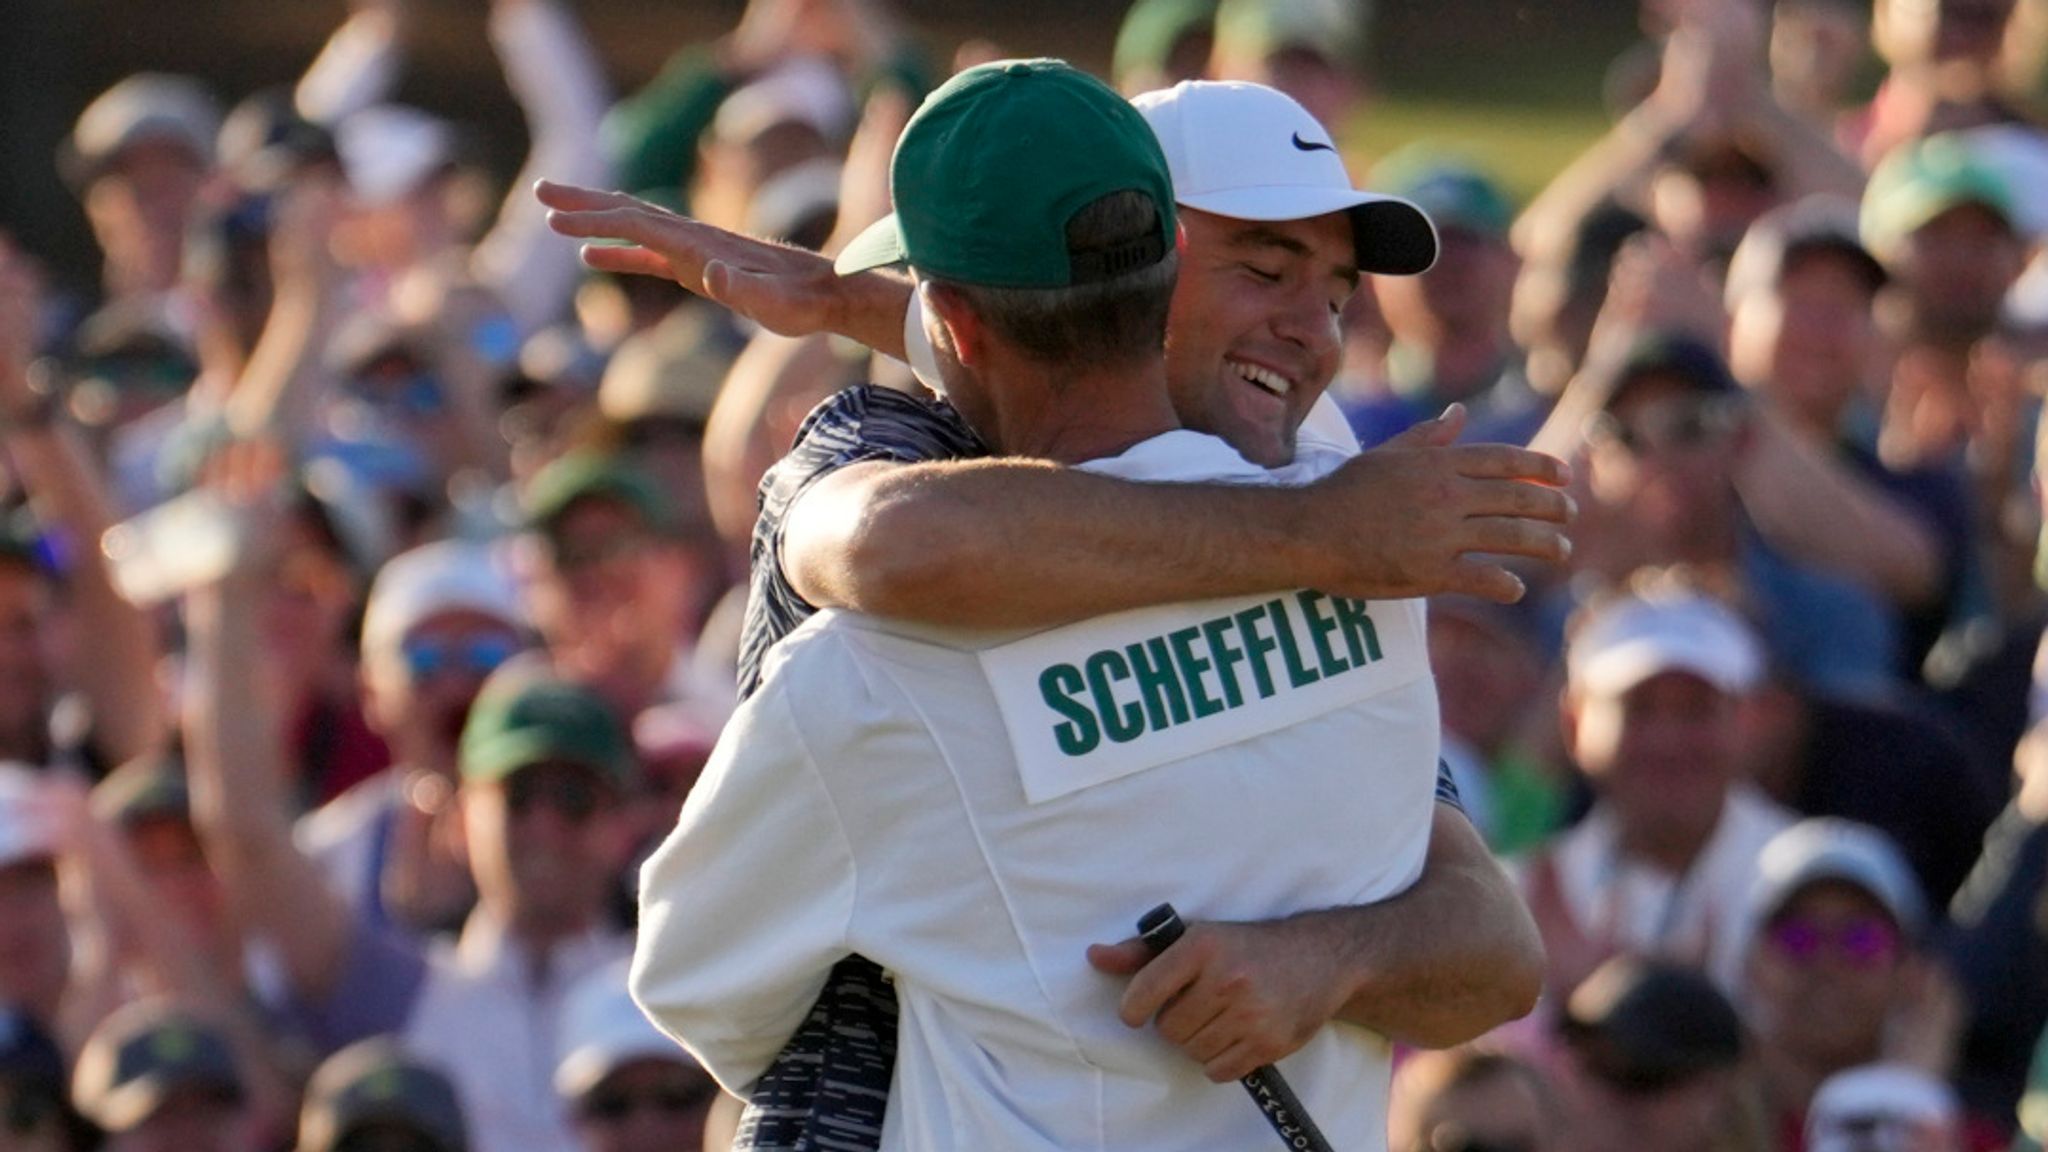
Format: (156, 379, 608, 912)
(1113, 0, 1220, 88)
(711, 56, 856, 149)
(1590, 332, 1743, 417)
(1747, 818, 1928, 939)
(72, 1001, 243, 1132)
(1561, 956, 1745, 1091)
(458, 677, 632, 787)
(596, 308, 731, 428)
(834, 59, 1177, 290)
(0, 763, 58, 871)
(1806, 1064, 1959, 1152)
(522, 451, 678, 536)
(360, 539, 527, 671)
(62, 73, 219, 189)
(217, 88, 338, 194)
(556, 959, 696, 1100)
(1567, 588, 1763, 699)
(90, 755, 191, 830)
(336, 105, 456, 207)
(1372, 148, 1515, 241)
(1213, 0, 1368, 65)
(1133, 81, 1437, 275)
(297, 1038, 469, 1152)
(1725, 195, 1888, 309)
(1861, 132, 2017, 260)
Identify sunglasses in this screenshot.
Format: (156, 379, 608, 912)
(578, 1080, 718, 1124)
(1586, 395, 1746, 456)
(402, 634, 520, 682)
(1766, 914, 1902, 968)
(502, 766, 611, 824)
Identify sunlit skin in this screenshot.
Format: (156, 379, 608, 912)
(1565, 670, 1743, 874)
(1162, 208, 1356, 468)
(1729, 249, 1881, 438)
(1743, 881, 1909, 1070)
(1389, 1054, 1559, 1152)
(461, 761, 625, 949)
(83, 139, 206, 299)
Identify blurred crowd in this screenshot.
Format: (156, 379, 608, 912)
(0, 0, 2047, 1150)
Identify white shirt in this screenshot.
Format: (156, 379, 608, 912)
(404, 914, 630, 1152)
(635, 429, 1439, 1152)
(1530, 783, 1795, 993)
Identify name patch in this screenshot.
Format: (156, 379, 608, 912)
(979, 592, 1428, 803)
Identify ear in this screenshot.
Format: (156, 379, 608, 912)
(920, 281, 986, 369)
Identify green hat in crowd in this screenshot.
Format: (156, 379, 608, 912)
(1112, 0, 1220, 87)
(835, 59, 1177, 290)
(72, 1001, 243, 1134)
(1861, 132, 2017, 261)
(298, 1038, 469, 1152)
(523, 450, 676, 536)
(459, 677, 632, 787)
(1371, 147, 1515, 240)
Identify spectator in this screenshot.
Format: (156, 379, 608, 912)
(1770, 0, 1873, 135)
(1208, 0, 1366, 132)
(58, 75, 218, 314)
(1388, 1046, 1566, 1152)
(1110, 0, 1219, 95)
(1554, 955, 1770, 1152)
(1857, 0, 2033, 167)
(591, 308, 735, 543)
(518, 452, 729, 725)
(556, 960, 723, 1152)
(1806, 1063, 1965, 1152)
(1520, 579, 1796, 996)
(1349, 153, 1542, 448)
(183, 507, 636, 1152)
(296, 538, 529, 934)
(1736, 819, 1986, 1147)
(296, 1037, 470, 1152)
(1429, 595, 1566, 856)
(71, 1000, 249, 1152)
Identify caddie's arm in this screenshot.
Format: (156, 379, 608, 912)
(1088, 805, 1544, 1080)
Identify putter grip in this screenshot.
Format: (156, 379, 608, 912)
(1132, 904, 1339, 1152)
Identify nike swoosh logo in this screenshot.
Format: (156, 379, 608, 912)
(1291, 133, 1337, 153)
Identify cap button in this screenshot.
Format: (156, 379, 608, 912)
(1004, 62, 1035, 77)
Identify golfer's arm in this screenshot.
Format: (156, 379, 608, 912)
(1325, 806, 1544, 1048)
(785, 459, 1327, 628)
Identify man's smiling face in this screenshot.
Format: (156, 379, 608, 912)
(1163, 207, 1358, 467)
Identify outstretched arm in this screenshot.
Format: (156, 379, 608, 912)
(787, 408, 1572, 620)
(1087, 804, 1544, 1080)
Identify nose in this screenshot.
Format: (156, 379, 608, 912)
(1269, 281, 1340, 365)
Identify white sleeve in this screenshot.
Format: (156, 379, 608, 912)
(469, 0, 615, 335)
(1297, 393, 1362, 457)
(295, 10, 403, 125)
(629, 683, 856, 1096)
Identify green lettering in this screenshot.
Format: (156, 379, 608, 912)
(1127, 637, 1190, 729)
(1235, 606, 1280, 699)
(1039, 664, 1099, 756)
(1333, 597, 1382, 664)
(1298, 590, 1351, 677)
(1085, 650, 1145, 744)
(1202, 616, 1247, 709)
(1169, 626, 1225, 719)
(1269, 598, 1321, 688)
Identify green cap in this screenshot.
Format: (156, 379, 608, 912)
(73, 1001, 243, 1133)
(1113, 0, 1220, 87)
(298, 1038, 468, 1152)
(1861, 133, 2016, 260)
(522, 450, 676, 536)
(834, 59, 1177, 290)
(1372, 148, 1514, 239)
(459, 678, 632, 786)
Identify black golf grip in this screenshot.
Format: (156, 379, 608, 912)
(1136, 904, 1340, 1152)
